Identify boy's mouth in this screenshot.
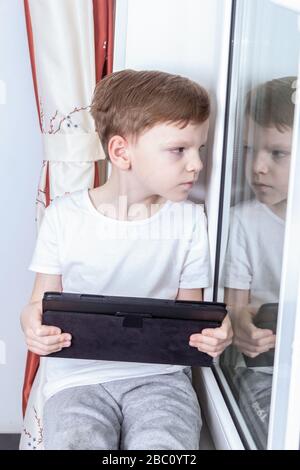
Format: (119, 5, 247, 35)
(179, 181, 194, 189)
(181, 179, 195, 184)
(252, 182, 272, 190)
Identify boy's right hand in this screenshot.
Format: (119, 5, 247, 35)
(232, 305, 276, 358)
(20, 301, 72, 356)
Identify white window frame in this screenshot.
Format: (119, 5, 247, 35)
(205, 0, 300, 450)
(267, 23, 300, 448)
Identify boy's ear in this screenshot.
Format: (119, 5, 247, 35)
(107, 135, 131, 170)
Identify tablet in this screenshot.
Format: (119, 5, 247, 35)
(42, 291, 227, 367)
(244, 302, 278, 367)
(253, 302, 278, 333)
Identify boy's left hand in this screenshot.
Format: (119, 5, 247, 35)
(189, 314, 233, 358)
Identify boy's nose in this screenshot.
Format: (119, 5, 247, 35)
(186, 152, 203, 174)
(252, 151, 269, 174)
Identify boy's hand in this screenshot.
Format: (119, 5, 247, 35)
(232, 306, 276, 358)
(20, 301, 72, 356)
(189, 314, 233, 358)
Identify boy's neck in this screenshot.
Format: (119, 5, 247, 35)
(267, 199, 287, 220)
(89, 170, 167, 221)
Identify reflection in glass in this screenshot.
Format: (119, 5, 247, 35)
(221, 75, 297, 448)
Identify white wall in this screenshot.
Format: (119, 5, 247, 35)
(115, 0, 228, 103)
(125, 0, 220, 84)
(0, 0, 43, 432)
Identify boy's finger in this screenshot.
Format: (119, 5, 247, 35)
(190, 333, 223, 347)
(190, 337, 232, 352)
(241, 345, 274, 358)
(35, 324, 62, 336)
(236, 331, 275, 347)
(207, 350, 225, 358)
(235, 338, 275, 353)
(237, 326, 274, 341)
(30, 317, 42, 331)
(27, 338, 58, 352)
(195, 344, 225, 357)
(27, 338, 70, 354)
(28, 344, 66, 356)
(192, 342, 224, 353)
(35, 333, 71, 346)
(252, 334, 276, 348)
(249, 327, 274, 340)
(200, 327, 229, 340)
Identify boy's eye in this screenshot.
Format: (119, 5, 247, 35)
(170, 147, 185, 154)
(272, 150, 289, 160)
(199, 145, 206, 156)
(243, 145, 252, 153)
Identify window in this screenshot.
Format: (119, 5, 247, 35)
(215, 0, 300, 449)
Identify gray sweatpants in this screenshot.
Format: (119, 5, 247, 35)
(43, 368, 201, 450)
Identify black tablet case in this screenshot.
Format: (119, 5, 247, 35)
(42, 292, 227, 367)
(244, 303, 278, 368)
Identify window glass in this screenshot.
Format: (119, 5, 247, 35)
(219, 0, 299, 449)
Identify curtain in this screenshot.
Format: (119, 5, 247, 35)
(20, 0, 115, 449)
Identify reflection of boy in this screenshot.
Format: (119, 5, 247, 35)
(224, 77, 295, 358)
(21, 70, 232, 450)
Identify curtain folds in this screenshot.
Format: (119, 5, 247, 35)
(20, 0, 114, 449)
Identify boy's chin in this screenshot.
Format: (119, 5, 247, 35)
(160, 186, 192, 203)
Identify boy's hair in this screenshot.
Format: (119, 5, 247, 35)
(245, 76, 296, 132)
(90, 69, 210, 159)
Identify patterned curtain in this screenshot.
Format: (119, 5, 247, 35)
(20, 0, 115, 449)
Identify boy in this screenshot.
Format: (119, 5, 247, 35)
(223, 76, 295, 448)
(21, 70, 232, 450)
(224, 76, 295, 358)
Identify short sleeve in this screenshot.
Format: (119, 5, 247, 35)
(223, 212, 252, 290)
(179, 205, 211, 289)
(28, 200, 62, 275)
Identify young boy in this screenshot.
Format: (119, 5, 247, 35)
(223, 76, 295, 448)
(21, 69, 232, 450)
(224, 76, 295, 358)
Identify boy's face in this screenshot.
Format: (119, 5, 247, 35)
(127, 120, 209, 202)
(244, 117, 292, 208)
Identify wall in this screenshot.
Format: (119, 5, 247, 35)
(0, 0, 43, 432)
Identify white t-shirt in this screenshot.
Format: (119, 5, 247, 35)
(223, 198, 284, 306)
(29, 189, 211, 400)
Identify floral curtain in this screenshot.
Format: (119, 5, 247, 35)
(20, 0, 115, 449)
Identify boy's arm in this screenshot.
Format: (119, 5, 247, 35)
(176, 287, 232, 358)
(30, 272, 62, 302)
(20, 273, 72, 356)
(176, 288, 203, 301)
